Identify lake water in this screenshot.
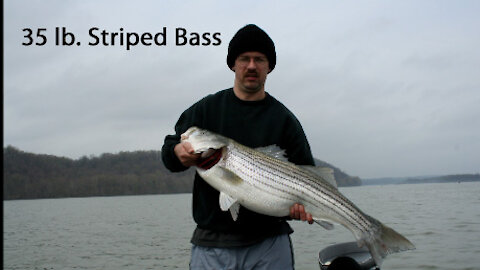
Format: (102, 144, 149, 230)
(4, 182, 480, 270)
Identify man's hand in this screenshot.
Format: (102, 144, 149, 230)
(174, 142, 201, 167)
(290, 203, 314, 224)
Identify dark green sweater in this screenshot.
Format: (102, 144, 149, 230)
(162, 88, 314, 247)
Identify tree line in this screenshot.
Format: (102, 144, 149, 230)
(3, 146, 361, 200)
(402, 174, 480, 184)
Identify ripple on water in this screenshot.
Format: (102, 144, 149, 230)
(417, 264, 439, 270)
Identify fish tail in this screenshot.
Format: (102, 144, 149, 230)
(361, 220, 416, 266)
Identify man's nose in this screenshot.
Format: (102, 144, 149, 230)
(247, 59, 257, 69)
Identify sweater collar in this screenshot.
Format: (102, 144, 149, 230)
(228, 88, 271, 106)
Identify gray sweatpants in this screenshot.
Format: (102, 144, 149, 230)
(190, 234, 294, 270)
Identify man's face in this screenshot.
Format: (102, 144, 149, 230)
(232, 51, 271, 94)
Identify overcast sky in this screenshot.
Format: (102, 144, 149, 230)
(4, 0, 480, 178)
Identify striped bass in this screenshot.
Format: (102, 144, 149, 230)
(181, 126, 415, 266)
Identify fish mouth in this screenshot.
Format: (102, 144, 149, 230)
(197, 148, 223, 170)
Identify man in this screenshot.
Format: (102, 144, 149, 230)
(162, 24, 314, 269)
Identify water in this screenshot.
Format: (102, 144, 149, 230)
(4, 182, 480, 270)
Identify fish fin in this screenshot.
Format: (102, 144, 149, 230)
(219, 192, 237, 211)
(361, 220, 416, 266)
(219, 192, 240, 221)
(255, 145, 289, 162)
(313, 219, 335, 230)
(301, 166, 337, 188)
(229, 203, 240, 221)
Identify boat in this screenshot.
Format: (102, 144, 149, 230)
(318, 241, 379, 270)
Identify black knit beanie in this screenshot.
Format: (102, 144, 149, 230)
(227, 24, 276, 72)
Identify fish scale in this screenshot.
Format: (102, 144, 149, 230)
(181, 126, 415, 266)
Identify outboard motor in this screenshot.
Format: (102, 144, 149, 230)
(318, 242, 379, 270)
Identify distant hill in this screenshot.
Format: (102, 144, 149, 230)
(314, 158, 362, 187)
(361, 177, 406, 186)
(3, 146, 361, 200)
(3, 146, 194, 200)
(401, 174, 480, 184)
(362, 174, 480, 186)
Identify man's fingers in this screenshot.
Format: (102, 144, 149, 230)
(183, 142, 196, 154)
(290, 203, 314, 224)
(290, 203, 298, 219)
(294, 203, 300, 219)
(174, 142, 200, 167)
(298, 204, 305, 220)
(307, 213, 314, 224)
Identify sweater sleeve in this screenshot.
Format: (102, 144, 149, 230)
(161, 133, 188, 172)
(161, 101, 204, 172)
(289, 131, 315, 166)
(281, 112, 315, 166)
